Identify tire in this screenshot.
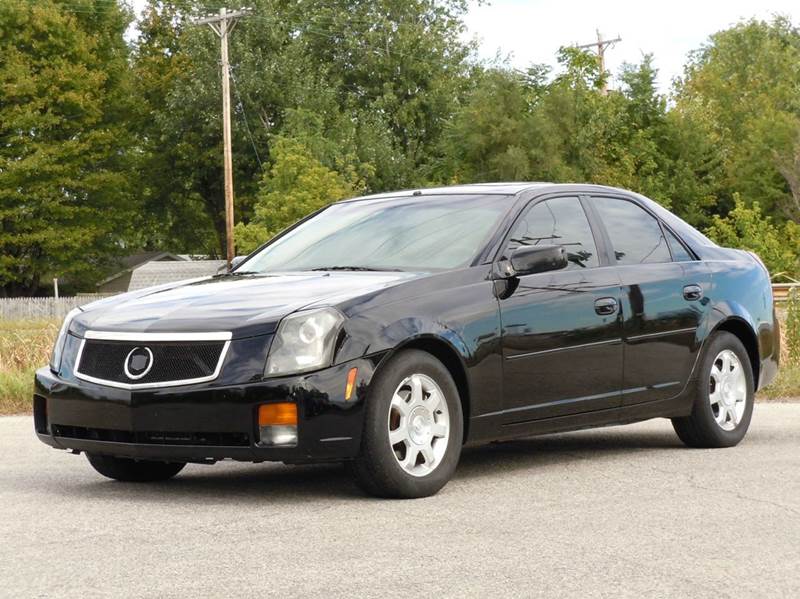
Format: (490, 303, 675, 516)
(350, 349, 464, 498)
(672, 331, 755, 448)
(86, 454, 186, 482)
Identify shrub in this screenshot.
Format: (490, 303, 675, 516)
(784, 288, 800, 366)
(235, 138, 364, 254)
(705, 195, 800, 280)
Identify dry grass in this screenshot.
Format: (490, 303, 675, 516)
(0, 316, 796, 415)
(758, 363, 800, 400)
(0, 320, 58, 415)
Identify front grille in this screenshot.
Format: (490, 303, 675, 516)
(76, 337, 228, 387)
(51, 424, 250, 447)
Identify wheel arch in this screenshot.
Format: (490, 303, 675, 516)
(377, 335, 472, 444)
(710, 317, 760, 388)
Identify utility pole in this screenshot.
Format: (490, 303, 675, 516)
(192, 7, 250, 269)
(576, 29, 622, 95)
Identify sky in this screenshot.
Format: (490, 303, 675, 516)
(128, 0, 798, 94)
(462, 0, 798, 93)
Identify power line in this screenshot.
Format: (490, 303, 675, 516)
(229, 65, 263, 170)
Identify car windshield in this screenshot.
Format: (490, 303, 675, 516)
(242, 194, 514, 273)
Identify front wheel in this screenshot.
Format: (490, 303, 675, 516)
(350, 349, 463, 498)
(672, 331, 755, 448)
(86, 454, 186, 482)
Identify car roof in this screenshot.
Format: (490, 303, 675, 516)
(338, 182, 719, 255)
(340, 182, 637, 202)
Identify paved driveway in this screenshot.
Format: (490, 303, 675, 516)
(1, 403, 798, 598)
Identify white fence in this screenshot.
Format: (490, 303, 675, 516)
(0, 295, 116, 321)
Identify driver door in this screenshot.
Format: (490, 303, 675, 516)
(498, 196, 624, 422)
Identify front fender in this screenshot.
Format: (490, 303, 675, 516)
(331, 269, 504, 422)
(338, 315, 472, 364)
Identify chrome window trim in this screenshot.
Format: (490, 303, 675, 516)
(74, 331, 232, 390)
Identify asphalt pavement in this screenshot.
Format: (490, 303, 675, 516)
(1, 403, 799, 598)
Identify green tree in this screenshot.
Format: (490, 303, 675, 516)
(438, 68, 542, 182)
(128, 1, 217, 254)
(0, 0, 135, 295)
(674, 17, 800, 219)
(439, 50, 678, 203)
(234, 138, 363, 253)
(132, 0, 474, 257)
(705, 195, 800, 278)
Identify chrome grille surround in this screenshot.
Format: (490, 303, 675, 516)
(74, 330, 232, 390)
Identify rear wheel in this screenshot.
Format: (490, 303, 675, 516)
(672, 331, 754, 448)
(86, 454, 186, 482)
(350, 349, 463, 498)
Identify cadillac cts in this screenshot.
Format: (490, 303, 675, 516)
(35, 183, 779, 498)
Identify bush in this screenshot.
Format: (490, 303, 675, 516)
(235, 138, 364, 254)
(785, 288, 800, 366)
(705, 195, 800, 280)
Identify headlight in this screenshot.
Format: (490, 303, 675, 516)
(265, 308, 345, 376)
(50, 307, 81, 373)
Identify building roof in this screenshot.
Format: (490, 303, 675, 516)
(97, 251, 189, 289)
(128, 260, 227, 291)
(119, 251, 187, 270)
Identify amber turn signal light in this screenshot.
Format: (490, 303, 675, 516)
(258, 402, 297, 427)
(345, 367, 358, 401)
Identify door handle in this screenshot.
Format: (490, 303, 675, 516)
(683, 284, 703, 301)
(594, 297, 618, 316)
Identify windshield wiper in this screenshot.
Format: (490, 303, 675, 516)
(311, 266, 403, 272)
(216, 270, 261, 277)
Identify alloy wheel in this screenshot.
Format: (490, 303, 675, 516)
(709, 349, 747, 432)
(387, 373, 450, 477)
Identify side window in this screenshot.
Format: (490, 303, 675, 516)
(593, 197, 671, 265)
(664, 227, 694, 262)
(507, 197, 599, 270)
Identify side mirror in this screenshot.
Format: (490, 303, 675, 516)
(229, 255, 247, 271)
(508, 245, 568, 277)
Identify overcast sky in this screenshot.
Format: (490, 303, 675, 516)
(463, 0, 798, 93)
(128, 0, 797, 94)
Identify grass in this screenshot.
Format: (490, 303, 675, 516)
(0, 320, 58, 415)
(0, 318, 797, 415)
(758, 362, 800, 400)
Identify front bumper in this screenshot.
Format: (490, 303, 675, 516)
(34, 359, 376, 464)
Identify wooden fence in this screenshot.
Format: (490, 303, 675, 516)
(0, 295, 116, 321)
(772, 284, 799, 304)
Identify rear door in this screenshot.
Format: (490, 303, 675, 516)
(589, 195, 711, 405)
(498, 195, 623, 421)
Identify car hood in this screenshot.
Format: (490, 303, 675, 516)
(72, 271, 420, 339)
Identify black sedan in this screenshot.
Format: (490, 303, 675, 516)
(35, 183, 779, 498)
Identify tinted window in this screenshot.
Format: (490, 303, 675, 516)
(665, 227, 694, 262)
(594, 197, 671, 265)
(244, 194, 515, 272)
(507, 197, 598, 270)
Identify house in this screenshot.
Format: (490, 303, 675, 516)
(97, 252, 226, 293)
(127, 260, 227, 291)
